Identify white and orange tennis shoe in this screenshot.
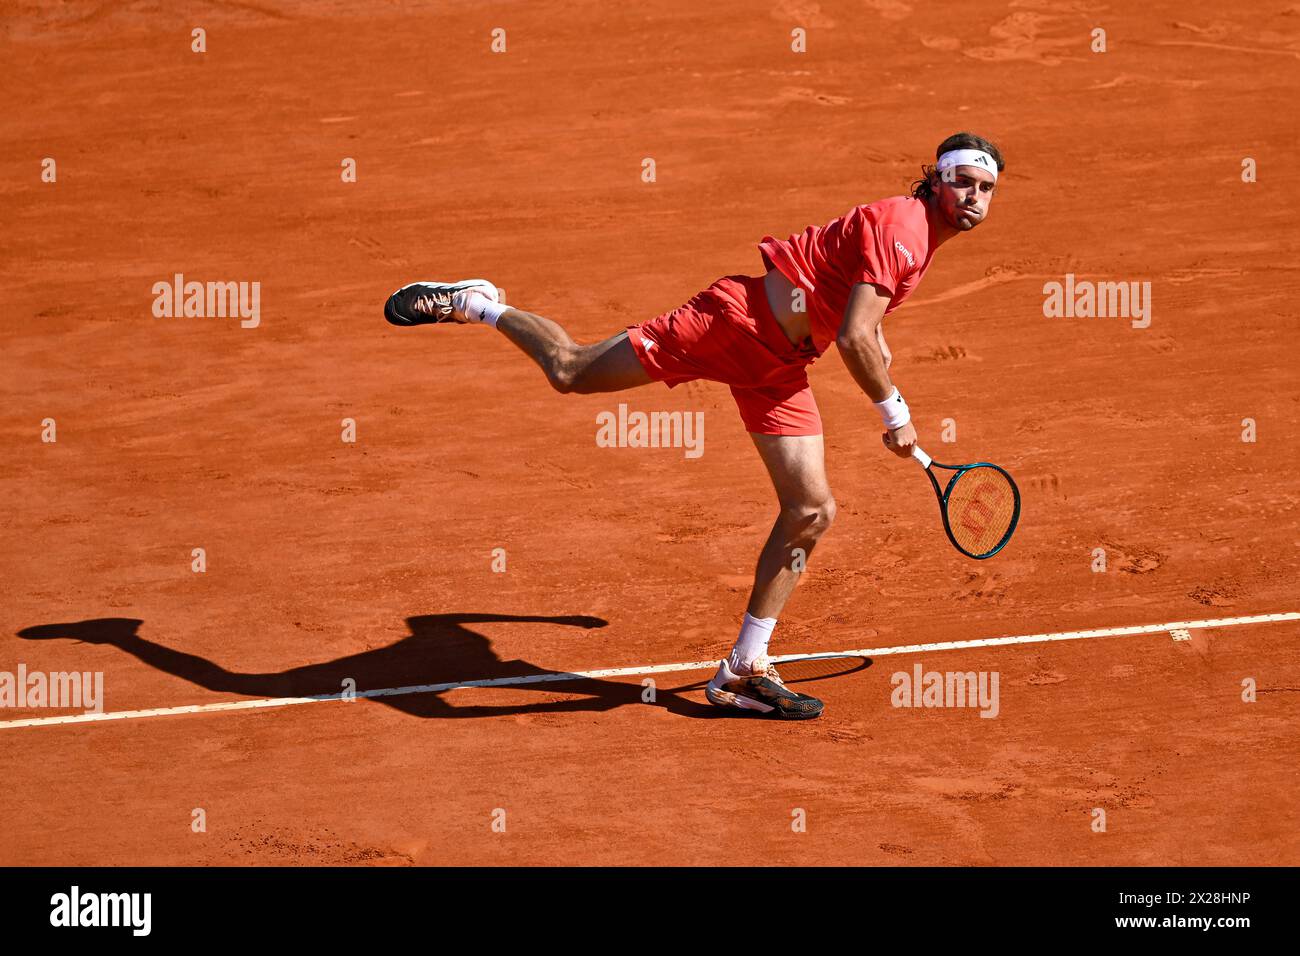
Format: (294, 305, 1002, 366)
(383, 279, 499, 326)
(705, 654, 824, 719)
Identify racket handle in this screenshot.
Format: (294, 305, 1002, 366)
(911, 445, 932, 468)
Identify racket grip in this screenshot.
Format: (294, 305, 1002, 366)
(911, 445, 932, 468)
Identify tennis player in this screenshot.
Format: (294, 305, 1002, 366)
(384, 132, 1004, 720)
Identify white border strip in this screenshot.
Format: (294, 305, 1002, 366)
(2, 611, 1295, 730)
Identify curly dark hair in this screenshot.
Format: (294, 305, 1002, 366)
(911, 132, 1005, 199)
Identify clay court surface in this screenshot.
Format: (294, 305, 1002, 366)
(2, 1, 1297, 866)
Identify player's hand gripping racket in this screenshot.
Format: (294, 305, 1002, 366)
(898, 443, 1021, 559)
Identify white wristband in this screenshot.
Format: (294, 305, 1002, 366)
(872, 387, 910, 429)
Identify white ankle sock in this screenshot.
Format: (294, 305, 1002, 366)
(728, 612, 777, 674)
(455, 291, 509, 328)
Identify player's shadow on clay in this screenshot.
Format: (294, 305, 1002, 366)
(14, 613, 728, 719)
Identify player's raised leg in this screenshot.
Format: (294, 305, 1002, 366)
(706, 432, 833, 719)
(383, 280, 653, 394)
(494, 313, 653, 395)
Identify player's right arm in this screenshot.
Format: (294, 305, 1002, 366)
(835, 282, 915, 457)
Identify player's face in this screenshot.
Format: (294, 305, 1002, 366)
(933, 165, 997, 231)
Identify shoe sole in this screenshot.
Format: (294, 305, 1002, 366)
(705, 683, 823, 720)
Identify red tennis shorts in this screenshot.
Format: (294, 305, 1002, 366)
(626, 275, 822, 436)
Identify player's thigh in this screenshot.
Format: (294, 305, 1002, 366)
(571, 331, 656, 393)
(733, 380, 828, 509)
(748, 432, 832, 510)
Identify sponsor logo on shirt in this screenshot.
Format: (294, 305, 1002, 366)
(894, 239, 916, 269)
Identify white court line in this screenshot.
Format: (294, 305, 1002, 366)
(2, 611, 1296, 731)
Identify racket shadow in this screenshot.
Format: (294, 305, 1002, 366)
(773, 654, 874, 683)
(673, 654, 873, 691)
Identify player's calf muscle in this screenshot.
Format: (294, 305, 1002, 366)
(492, 307, 581, 390)
(538, 342, 621, 394)
(545, 347, 582, 393)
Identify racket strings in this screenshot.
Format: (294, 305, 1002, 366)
(946, 468, 1017, 556)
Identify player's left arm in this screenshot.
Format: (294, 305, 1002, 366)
(836, 282, 915, 457)
(835, 281, 892, 399)
(875, 322, 892, 369)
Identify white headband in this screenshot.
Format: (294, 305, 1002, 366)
(935, 148, 998, 181)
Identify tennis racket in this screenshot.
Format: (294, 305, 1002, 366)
(904, 444, 1021, 559)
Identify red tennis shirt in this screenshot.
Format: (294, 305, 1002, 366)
(758, 195, 938, 353)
